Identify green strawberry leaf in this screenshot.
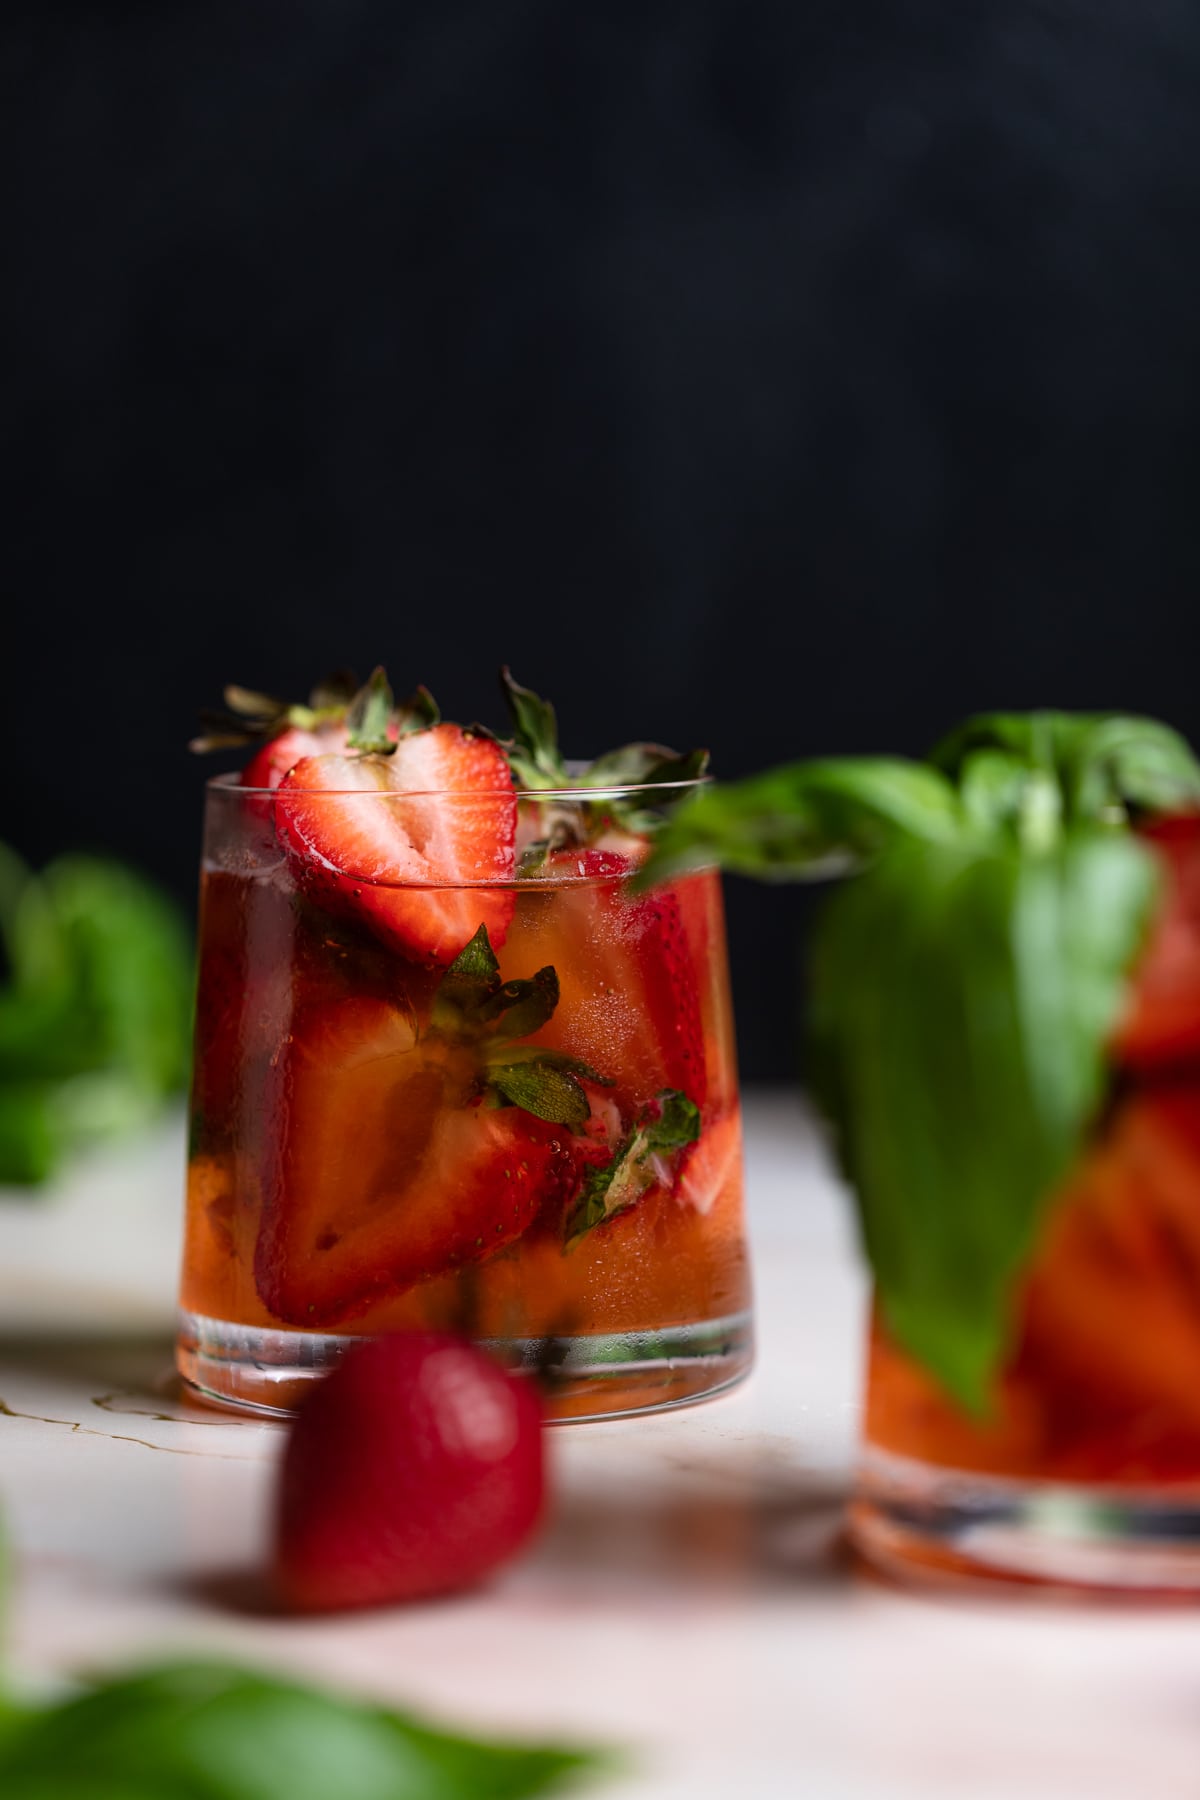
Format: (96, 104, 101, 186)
(487, 1061, 592, 1128)
(394, 684, 441, 735)
(500, 668, 568, 790)
(346, 666, 397, 756)
(516, 839, 554, 879)
(0, 1657, 602, 1800)
(306, 669, 360, 711)
(430, 925, 504, 1032)
(582, 744, 710, 790)
(479, 968, 560, 1040)
(482, 1045, 609, 1081)
(809, 829, 1159, 1410)
(192, 674, 350, 751)
(193, 668, 441, 757)
(566, 1089, 700, 1243)
(429, 927, 614, 1130)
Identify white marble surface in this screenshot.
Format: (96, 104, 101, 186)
(3, 1094, 1200, 1799)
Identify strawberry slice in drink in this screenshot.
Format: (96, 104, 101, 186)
(275, 725, 517, 966)
(255, 995, 579, 1326)
(1113, 813, 1200, 1072)
(508, 848, 708, 1111)
(1014, 1079, 1200, 1460)
(242, 721, 354, 791)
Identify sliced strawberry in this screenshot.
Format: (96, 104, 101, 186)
(275, 726, 517, 966)
(678, 1107, 744, 1216)
(255, 995, 579, 1326)
(1016, 1079, 1200, 1447)
(242, 722, 352, 791)
(1113, 812, 1200, 1071)
(507, 849, 708, 1110)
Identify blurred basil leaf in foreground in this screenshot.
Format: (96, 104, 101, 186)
(0, 1509, 602, 1798)
(0, 845, 193, 1185)
(0, 1659, 600, 1800)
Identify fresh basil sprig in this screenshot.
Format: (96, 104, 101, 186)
(0, 1659, 599, 1799)
(0, 847, 193, 1184)
(638, 712, 1200, 1408)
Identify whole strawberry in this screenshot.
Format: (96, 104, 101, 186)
(274, 1333, 545, 1611)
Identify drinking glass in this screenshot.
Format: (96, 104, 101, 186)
(852, 997, 1200, 1590)
(178, 774, 752, 1420)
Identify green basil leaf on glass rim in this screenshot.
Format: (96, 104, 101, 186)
(0, 1658, 602, 1800)
(808, 829, 1158, 1410)
(929, 712, 1200, 825)
(636, 757, 963, 887)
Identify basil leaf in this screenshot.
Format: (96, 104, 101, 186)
(1064, 715, 1200, 819)
(809, 830, 1158, 1408)
(566, 1089, 700, 1242)
(0, 1659, 597, 1800)
(0, 850, 193, 1182)
(39, 857, 194, 1096)
(930, 712, 1200, 824)
(637, 758, 962, 887)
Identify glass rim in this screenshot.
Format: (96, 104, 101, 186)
(205, 769, 711, 802)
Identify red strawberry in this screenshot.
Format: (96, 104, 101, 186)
(275, 726, 517, 965)
(1114, 813, 1200, 1071)
(255, 996, 579, 1326)
(512, 848, 707, 1110)
(678, 1107, 744, 1215)
(241, 721, 352, 791)
(1015, 1079, 1200, 1451)
(275, 1332, 545, 1610)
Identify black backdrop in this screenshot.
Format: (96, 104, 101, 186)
(5, 1, 1200, 1077)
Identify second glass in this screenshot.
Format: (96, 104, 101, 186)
(178, 774, 752, 1420)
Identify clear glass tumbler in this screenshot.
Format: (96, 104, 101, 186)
(852, 815, 1200, 1592)
(178, 774, 752, 1420)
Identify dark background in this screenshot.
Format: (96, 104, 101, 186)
(5, 1, 1200, 1077)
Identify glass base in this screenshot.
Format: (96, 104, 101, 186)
(852, 1446, 1200, 1594)
(176, 1309, 754, 1423)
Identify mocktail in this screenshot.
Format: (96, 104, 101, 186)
(178, 672, 751, 1418)
(641, 714, 1200, 1589)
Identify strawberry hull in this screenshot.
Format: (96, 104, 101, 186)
(178, 775, 752, 1417)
